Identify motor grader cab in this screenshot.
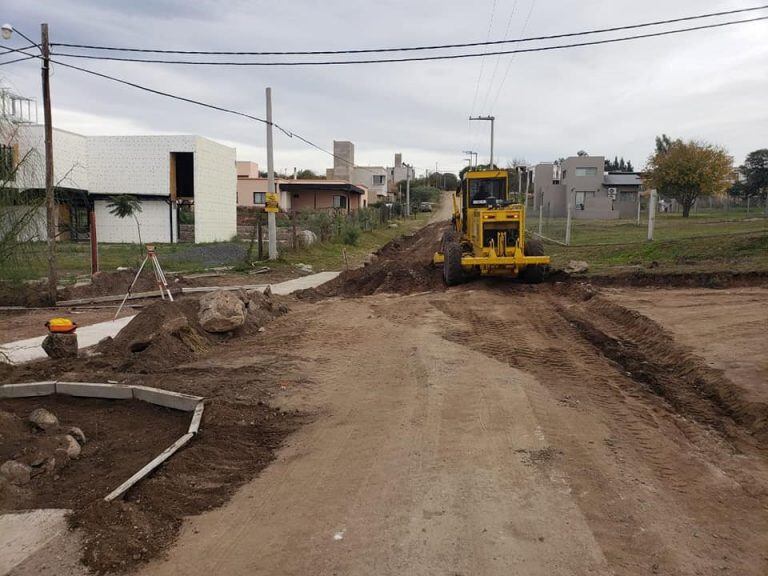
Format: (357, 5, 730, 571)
(433, 169, 549, 285)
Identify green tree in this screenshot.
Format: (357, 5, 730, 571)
(655, 134, 674, 155)
(106, 195, 144, 256)
(297, 168, 322, 180)
(646, 139, 733, 217)
(739, 149, 768, 213)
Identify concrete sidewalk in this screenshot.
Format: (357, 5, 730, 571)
(0, 271, 340, 365)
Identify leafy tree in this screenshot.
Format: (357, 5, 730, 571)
(655, 134, 673, 155)
(739, 149, 768, 213)
(627, 160, 634, 172)
(297, 168, 322, 180)
(106, 195, 144, 257)
(576, 150, 589, 157)
(645, 139, 733, 217)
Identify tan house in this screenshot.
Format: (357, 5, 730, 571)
(237, 161, 366, 212)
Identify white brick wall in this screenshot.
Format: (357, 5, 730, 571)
(193, 136, 236, 242)
(94, 199, 172, 243)
(87, 135, 196, 197)
(15, 126, 89, 190)
(12, 130, 235, 244)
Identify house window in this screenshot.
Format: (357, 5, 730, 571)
(0, 144, 15, 182)
(575, 167, 598, 177)
(372, 175, 386, 186)
(574, 191, 594, 210)
(253, 192, 266, 204)
(332, 195, 347, 209)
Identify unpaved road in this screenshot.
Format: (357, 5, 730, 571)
(136, 226, 768, 574)
(604, 287, 768, 404)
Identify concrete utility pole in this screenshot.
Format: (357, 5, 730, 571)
(469, 116, 495, 168)
(565, 188, 574, 246)
(647, 189, 658, 241)
(462, 150, 478, 168)
(403, 162, 412, 217)
(265, 87, 278, 260)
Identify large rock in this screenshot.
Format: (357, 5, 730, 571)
(68, 426, 86, 445)
(29, 408, 59, 431)
(198, 290, 246, 333)
(57, 435, 82, 459)
(297, 230, 318, 247)
(1, 460, 31, 486)
(564, 260, 590, 274)
(41, 333, 78, 359)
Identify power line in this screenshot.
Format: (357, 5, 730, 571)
(47, 16, 768, 66)
(49, 5, 768, 55)
(479, 0, 520, 114)
(489, 0, 538, 112)
(0, 44, 384, 177)
(469, 0, 499, 117)
(0, 55, 36, 66)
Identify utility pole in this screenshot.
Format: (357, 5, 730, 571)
(40, 24, 57, 303)
(462, 151, 478, 169)
(403, 162, 412, 217)
(265, 87, 278, 260)
(565, 188, 574, 246)
(469, 116, 495, 168)
(648, 189, 658, 241)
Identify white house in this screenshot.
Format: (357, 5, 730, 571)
(11, 125, 236, 243)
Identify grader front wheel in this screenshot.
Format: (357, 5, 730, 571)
(443, 241, 464, 286)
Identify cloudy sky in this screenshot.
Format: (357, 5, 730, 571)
(1, 0, 766, 175)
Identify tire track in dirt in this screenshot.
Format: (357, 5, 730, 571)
(370, 285, 768, 574)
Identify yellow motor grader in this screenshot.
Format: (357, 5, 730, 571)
(433, 169, 549, 285)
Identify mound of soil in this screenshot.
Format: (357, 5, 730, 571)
(585, 269, 768, 289)
(0, 395, 189, 517)
(0, 280, 52, 307)
(301, 222, 448, 299)
(60, 268, 189, 302)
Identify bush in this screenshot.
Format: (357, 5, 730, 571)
(341, 224, 361, 245)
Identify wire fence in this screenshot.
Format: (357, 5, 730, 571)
(526, 196, 768, 248)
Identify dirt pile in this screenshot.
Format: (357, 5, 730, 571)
(60, 268, 189, 302)
(301, 222, 448, 298)
(97, 290, 288, 373)
(0, 396, 188, 513)
(0, 280, 52, 307)
(586, 269, 768, 289)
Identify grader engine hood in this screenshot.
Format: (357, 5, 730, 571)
(473, 208, 522, 256)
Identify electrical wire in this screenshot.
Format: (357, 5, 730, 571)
(49, 5, 768, 55)
(0, 55, 37, 66)
(479, 0, 520, 114)
(469, 0, 499, 117)
(489, 0, 538, 112)
(47, 16, 768, 66)
(0, 43, 383, 177)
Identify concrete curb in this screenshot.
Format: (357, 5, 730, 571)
(0, 380, 204, 502)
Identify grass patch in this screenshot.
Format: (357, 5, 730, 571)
(540, 212, 768, 274)
(1, 215, 431, 282)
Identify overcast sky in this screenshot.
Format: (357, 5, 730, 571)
(2, 0, 766, 175)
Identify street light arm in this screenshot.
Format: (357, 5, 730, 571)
(1, 24, 41, 51)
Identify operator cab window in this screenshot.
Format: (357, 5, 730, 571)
(469, 178, 506, 206)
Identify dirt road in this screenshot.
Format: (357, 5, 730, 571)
(136, 222, 768, 575)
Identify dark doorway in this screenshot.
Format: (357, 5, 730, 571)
(170, 152, 194, 199)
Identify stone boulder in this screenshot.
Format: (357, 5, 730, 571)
(198, 290, 246, 333)
(1, 460, 31, 486)
(57, 435, 82, 459)
(297, 230, 318, 247)
(29, 408, 59, 431)
(564, 260, 590, 274)
(41, 333, 78, 359)
(68, 426, 86, 445)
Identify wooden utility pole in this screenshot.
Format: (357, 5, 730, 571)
(41, 23, 57, 303)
